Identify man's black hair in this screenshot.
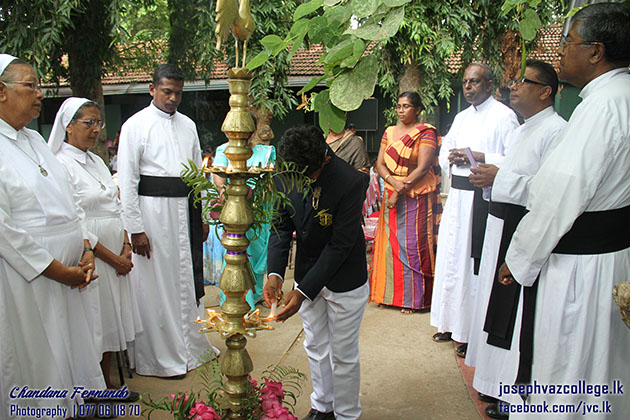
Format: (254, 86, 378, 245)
(152, 64, 185, 85)
(526, 59, 559, 99)
(573, 3, 630, 66)
(278, 125, 326, 177)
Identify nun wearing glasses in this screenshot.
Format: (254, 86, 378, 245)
(49, 97, 143, 397)
(0, 55, 105, 418)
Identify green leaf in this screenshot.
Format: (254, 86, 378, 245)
(261, 34, 284, 51)
(308, 16, 329, 44)
(326, 5, 352, 24)
(324, 0, 342, 5)
(290, 19, 309, 37)
(329, 54, 378, 111)
(351, 0, 378, 18)
(529, 0, 542, 7)
(318, 101, 346, 133)
(381, 6, 405, 37)
(298, 75, 327, 95)
(340, 38, 366, 68)
(246, 51, 270, 70)
(313, 89, 330, 113)
(294, 0, 324, 21)
(324, 39, 354, 67)
(518, 7, 542, 41)
(346, 6, 405, 40)
(382, 0, 412, 6)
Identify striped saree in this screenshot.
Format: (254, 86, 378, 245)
(369, 124, 442, 310)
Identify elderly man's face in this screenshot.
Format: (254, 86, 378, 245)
(150, 77, 184, 114)
(462, 65, 493, 107)
(0, 64, 43, 129)
(558, 22, 594, 88)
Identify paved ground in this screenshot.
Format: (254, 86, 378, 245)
(106, 277, 481, 420)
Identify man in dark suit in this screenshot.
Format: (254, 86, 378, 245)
(264, 125, 369, 420)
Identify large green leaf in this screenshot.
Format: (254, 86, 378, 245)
(350, 0, 378, 18)
(246, 50, 270, 70)
(324, 39, 354, 67)
(346, 6, 405, 40)
(518, 7, 542, 41)
(261, 35, 284, 51)
(318, 101, 346, 133)
(308, 16, 329, 44)
(298, 75, 327, 95)
(340, 38, 366, 68)
(294, 0, 324, 20)
(329, 54, 378, 111)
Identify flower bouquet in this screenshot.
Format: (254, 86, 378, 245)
(142, 352, 306, 420)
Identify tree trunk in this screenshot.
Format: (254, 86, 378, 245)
(65, 0, 111, 163)
(248, 104, 274, 146)
(398, 61, 422, 94)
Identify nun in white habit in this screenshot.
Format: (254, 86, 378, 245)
(49, 97, 143, 394)
(0, 54, 105, 418)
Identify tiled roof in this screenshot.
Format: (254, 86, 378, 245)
(96, 24, 563, 86)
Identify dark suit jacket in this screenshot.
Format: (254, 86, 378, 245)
(267, 153, 368, 300)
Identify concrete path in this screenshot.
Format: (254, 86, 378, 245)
(109, 281, 480, 420)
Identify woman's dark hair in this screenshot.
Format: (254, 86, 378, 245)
(71, 101, 103, 123)
(278, 125, 326, 176)
(398, 91, 423, 110)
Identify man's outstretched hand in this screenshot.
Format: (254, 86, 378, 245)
(263, 274, 306, 322)
(273, 290, 306, 322)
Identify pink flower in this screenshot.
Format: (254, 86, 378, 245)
(260, 392, 281, 412)
(188, 402, 220, 420)
(170, 392, 189, 410)
(262, 378, 285, 400)
(261, 405, 297, 420)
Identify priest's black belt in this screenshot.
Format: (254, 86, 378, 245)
(500, 204, 630, 387)
(138, 175, 205, 302)
(451, 174, 488, 274)
(484, 202, 526, 352)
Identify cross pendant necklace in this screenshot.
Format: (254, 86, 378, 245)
(79, 157, 107, 191)
(12, 139, 48, 176)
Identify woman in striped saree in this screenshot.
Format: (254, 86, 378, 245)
(370, 91, 442, 313)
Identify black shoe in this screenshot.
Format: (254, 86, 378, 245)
(455, 343, 467, 358)
(486, 403, 509, 419)
(301, 408, 335, 420)
(478, 392, 498, 403)
(162, 373, 186, 380)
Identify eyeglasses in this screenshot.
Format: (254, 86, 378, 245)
(77, 119, 106, 129)
(395, 104, 415, 111)
(559, 33, 598, 51)
(508, 77, 548, 88)
(1, 80, 41, 91)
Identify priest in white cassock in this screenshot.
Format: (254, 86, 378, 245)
(50, 97, 143, 395)
(430, 63, 519, 357)
(0, 54, 105, 418)
(499, 4, 630, 419)
(464, 60, 566, 419)
(118, 64, 215, 378)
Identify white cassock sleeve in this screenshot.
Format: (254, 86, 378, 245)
(118, 121, 145, 234)
(0, 183, 54, 281)
(485, 112, 519, 166)
(505, 104, 618, 286)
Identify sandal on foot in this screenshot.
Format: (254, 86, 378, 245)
(401, 308, 417, 314)
(432, 332, 452, 342)
(455, 343, 468, 358)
